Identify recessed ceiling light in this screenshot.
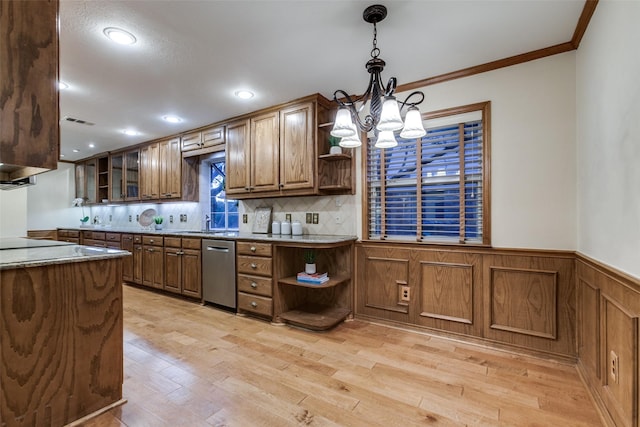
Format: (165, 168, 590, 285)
(162, 115, 183, 123)
(72, 149, 80, 153)
(235, 90, 254, 99)
(123, 129, 139, 136)
(88, 143, 95, 148)
(58, 81, 69, 90)
(103, 27, 137, 45)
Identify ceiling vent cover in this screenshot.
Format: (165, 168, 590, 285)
(63, 116, 95, 126)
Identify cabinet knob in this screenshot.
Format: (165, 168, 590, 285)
(149, 239, 154, 243)
(250, 246, 256, 252)
(250, 263, 257, 269)
(250, 301, 258, 308)
(250, 282, 258, 289)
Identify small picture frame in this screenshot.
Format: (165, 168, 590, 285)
(252, 207, 272, 234)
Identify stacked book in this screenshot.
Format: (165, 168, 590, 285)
(296, 271, 329, 285)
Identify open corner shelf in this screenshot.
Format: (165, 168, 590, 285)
(279, 304, 351, 331)
(279, 274, 349, 289)
(318, 153, 352, 162)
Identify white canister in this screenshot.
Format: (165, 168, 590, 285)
(281, 220, 291, 235)
(291, 220, 303, 235)
(271, 220, 281, 235)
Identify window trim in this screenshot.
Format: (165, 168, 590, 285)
(362, 101, 491, 246)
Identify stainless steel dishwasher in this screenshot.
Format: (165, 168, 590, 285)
(202, 239, 236, 310)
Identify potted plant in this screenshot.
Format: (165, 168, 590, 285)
(153, 216, 164, 230)
(304, 249, 316, 274)
(72, 197, 90, 226)
(328, 136, 342, 155)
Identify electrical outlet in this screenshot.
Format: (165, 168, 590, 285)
(400, 285, 410, 302)
(610, 350, 619, 384)
(285, 213, 292, 222)
(335, 214, 342, 224)
(169, 215, 174, 224)
(312, 213, 319, 224)
(243, 214, 248, 224)
(109, 215, 112, 222)
(128, 215, 132, 222)
(306, 213, 312, 224)
(136, 214, 139, 222)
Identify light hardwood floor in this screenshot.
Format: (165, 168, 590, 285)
(81, 285, 603, 427)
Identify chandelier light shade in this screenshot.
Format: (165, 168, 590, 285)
(338, 122, 362, 148)
(331, 4, 426, 148)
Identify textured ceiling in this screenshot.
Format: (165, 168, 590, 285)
(59, 0, 586, 161)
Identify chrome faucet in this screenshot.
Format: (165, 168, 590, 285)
(205, 214, 211, 231)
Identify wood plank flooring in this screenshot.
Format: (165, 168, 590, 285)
(80, 285, 603, 427)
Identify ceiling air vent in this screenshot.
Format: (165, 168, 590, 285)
(63, 116, 95, 126)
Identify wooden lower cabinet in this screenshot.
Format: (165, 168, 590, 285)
(142, 236, 163, 289)
(57, 229, 80, 244)
(121, 234, 134, 282)
(237, 242, 273, 318)
(133, 235, 143, 284)
(163, 237, 202, 298)
(356, 243, 577, 359)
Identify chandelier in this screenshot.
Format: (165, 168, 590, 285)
(331, 4, 426, 149)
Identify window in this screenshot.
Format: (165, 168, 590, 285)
(209, 156, 239, 230)
(366, 101, 490, 245)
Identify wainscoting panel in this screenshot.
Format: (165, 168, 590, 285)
(418, 261, 474, 324)
(488, 266, 557, 339)
(355, 246, 411, 323)
(576, 255, 640, 427)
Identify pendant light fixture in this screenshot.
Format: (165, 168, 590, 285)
(331, 4, 426, 149)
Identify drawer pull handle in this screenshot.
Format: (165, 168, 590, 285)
(250, 301, 258, 308)
(250, 246, 256, 252)
(251, 282, 258, 289)
(251, 263, 257, 269)
(149, 239, 154, 244)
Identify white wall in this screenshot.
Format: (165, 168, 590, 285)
(383, 52, 577, 250)
(0, 186, 28, 237)
(26, 162, 78, 229)
(576, 0, 640, 279)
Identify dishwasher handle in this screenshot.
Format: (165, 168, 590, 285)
(206, 246, 230, 253)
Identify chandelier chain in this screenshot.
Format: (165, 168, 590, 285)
(371, 22, 380, 59)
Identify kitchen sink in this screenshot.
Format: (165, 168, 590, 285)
(183, 230, 238, 237)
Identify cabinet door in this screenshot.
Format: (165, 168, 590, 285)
(133, 244, 143, 284)
(85, 158, 97, 204)
(142, 246, 163, 289)
(181, 131, 202, 151)
(164, 247, 182, 294)
(140, 143, 159, 200)
(182, 248, 202, 298)
(279, 102, 315, 191)
(121, 234, 134, 282)
(125, 150, 140, 201)
(110, 153, 124, 202)
(226, 119, 251, 195)
(250, 111, 280, 193)
(159, 137, 181, 199)
(75, 163, 86, 200)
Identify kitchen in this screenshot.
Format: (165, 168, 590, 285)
(1, 1, 640, 426)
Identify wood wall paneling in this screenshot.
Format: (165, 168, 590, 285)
(600, 295, 638, 427)
(488, 266, 558, 339)
(418, 261, 474, 324)
(578, 278, 601, 380)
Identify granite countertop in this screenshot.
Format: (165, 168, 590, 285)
(0, 238, 130, 270)
(62, 226, 358, 244)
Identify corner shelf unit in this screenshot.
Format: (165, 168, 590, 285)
(316, 118, 356, 195)
(273, 240, 355, 331)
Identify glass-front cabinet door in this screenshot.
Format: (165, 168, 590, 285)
(85, 158, 97, 204)
(110, 153, 124, 202)
(125, 150, 140, 201)
(75, 162, 86, 200)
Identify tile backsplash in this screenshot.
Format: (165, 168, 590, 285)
(86, 195, 357, 236)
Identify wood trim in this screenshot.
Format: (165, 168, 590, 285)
(576, 252, 640, 293)
(572, 0, 599, 49)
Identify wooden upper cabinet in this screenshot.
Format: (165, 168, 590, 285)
(250, 111, 280, 193)
(226, 118, 250, 195)
(0, 0, 59, 180)
(124, 149, 140, 201)
(110, 153, 124, 202)
(181, 131, 202, 152)
(140, 143, 159, 200)
(159, 137, 181, 199)
(279, 102, 315, 191)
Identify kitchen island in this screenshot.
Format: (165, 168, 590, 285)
(0, 238, 129, 427)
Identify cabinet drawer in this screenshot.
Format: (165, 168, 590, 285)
(182, 238, 201, 250)
(237, 274, 272, 297)
(133, 235, 142, 244)
(59, 229, 79, 238)
(237, 255, 272, 276)
(164, 237, 182, 248)
(106, 232, 120, 242)
(238, 292, 272, 317)
(92, 231, 106, 240)
(84, 239, 106, 247)
(142, 235, 163, 246)
(237, 242, 272, 257)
